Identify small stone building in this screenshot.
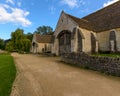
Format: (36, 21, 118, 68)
(52, 1, 120, 55)
(31, 34, 53, 53)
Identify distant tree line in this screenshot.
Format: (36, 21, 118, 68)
(0, 25, 54, 53)
(0, 38, 5, 50)
(34, 25, 54, 35)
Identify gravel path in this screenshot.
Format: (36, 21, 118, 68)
(11, 53, 120, 96)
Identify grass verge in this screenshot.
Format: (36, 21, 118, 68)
(92, 53, 120, 58)
(0, 53, 16, 96)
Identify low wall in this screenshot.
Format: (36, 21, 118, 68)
(61, 52, 120, 76)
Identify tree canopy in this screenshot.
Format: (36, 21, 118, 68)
(34, 25, 54, 35)
(6, 28, 31, 53)
(25, 32, 33, 41)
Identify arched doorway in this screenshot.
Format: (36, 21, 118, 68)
(109, 31, 117, 52)
(57, 30, 71, 55)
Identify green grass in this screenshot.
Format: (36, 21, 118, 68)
(92, 53, 120, 58)
(0, 53, 16, 96)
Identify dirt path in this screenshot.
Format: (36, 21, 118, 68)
(10, 53, 120, 96)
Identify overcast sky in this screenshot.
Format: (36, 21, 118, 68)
(0, 0, 119, 39)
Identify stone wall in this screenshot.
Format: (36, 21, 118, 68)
(61, 52, 120, 76)
(97, 30, 110, 52)
(97, 28, 120, 52)
(54, 11, 77, 38)
(52, 11, 77, 55)
(116, 28, 120, 51)
(79, 28, 93, 53)
(31, 43, 52, 53)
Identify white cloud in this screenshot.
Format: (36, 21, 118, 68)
(103, 0, 119, 7)
(6, 0, 15, 5)
(0, 4, 31, 27)
(60, 0, 85, 8)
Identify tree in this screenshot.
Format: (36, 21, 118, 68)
(11, 28, 25, 51)
(0, 38, 5, 50)
(6, 28, 32, 53)
(21, 39, 31, 52)
(5, 41, 14, 52)
(34, 25, 53, 35)
(25, 32, 33, 41)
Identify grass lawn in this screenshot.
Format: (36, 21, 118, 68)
(92, 53, 120, 58)
(0, 53, 16, 96)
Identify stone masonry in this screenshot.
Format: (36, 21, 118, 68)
(61, 52, 120, 76)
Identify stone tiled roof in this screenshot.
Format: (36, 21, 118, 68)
(83, 1, 120, 32)
(35, 34, 53, 43)
(65, 13, 93, 31)
(64, 1, 120, 32)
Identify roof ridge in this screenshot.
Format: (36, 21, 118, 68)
(65, 12, 80, 19)
(65, 12, 90, 23)
(64, 12, 89, 24)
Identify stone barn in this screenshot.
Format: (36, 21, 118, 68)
(52, 1, 120, 55)
(31, 34, 53, 53)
